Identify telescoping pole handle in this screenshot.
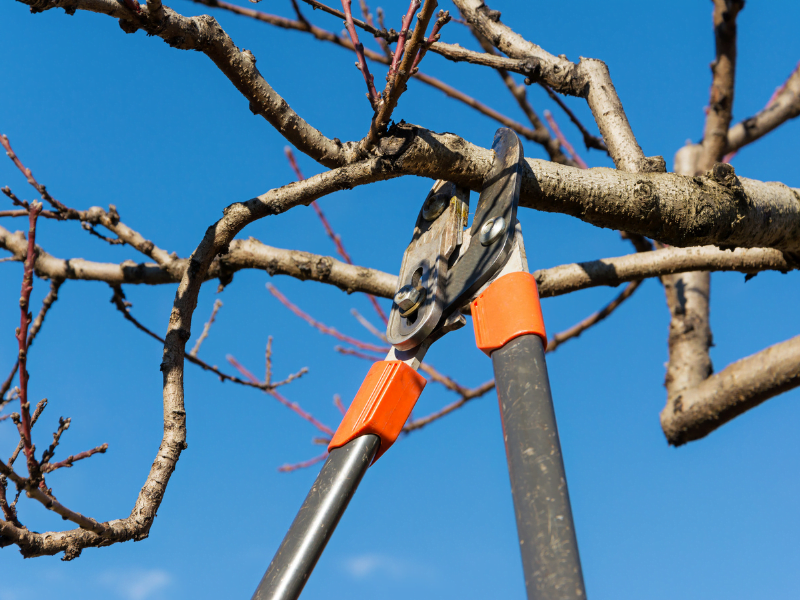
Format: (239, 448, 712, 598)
(252, 361, 426, 600)
(472, 272, 586, 600)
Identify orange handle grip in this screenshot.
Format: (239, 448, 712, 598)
(471, 271, 547, 356)
(328, 361, 426, 462)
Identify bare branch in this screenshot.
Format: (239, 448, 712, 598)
(543, 110, 587, 169)
(189, 299, 223, 357)
(726, 61, 800, 155)
(546, 280, 641, 353)
(661, 334, 800, 446)
(366, 0, 438, 147)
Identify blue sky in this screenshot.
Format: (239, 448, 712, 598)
(1, 1, 799, 599)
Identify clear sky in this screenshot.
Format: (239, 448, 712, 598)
(1, 1, 799, 599)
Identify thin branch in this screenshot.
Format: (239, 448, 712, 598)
(189, 299, 223, 357)
(403, 380, 495, 432)
(366, 0, 438, 147)
(15, 202, 43, 480)
(546, 280, 641, 352)
(226, 355, 333, 436)
(42, 444, 109, 474)
(1, 136, 70, 215)
(725, 60, 800, 157)
(540, 84, 608, 152)
(267, 283, 390, 353)
(278, 451, 329, 472)
(284, 147, 389, 322)
(544, 110, 587, 169)
(350, 308, 387, 342)
(341, 0, 380, 107)
(110, 285, 301, 391)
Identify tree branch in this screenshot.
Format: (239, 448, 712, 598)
(661, 334, 800, 446)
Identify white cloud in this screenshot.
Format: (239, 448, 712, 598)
(98, 568, 172, 600)
(343, 553, 435, 582)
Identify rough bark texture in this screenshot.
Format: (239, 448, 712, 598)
(662, 335, 800, 445)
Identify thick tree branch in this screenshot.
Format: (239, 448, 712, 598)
(3, 222, 795, 298)
(661, 334, 800, 446)
(452, 0, 653, 173)
(726, 61, 800, 154)
(699, 0, 745, 172)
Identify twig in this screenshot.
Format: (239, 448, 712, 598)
(544, 110, 587, 168)
(15, 202, 43, 479)
(284, 147, 389, 323)
(9, 399, 47, 468)
(341, 0, 380, 107)
(387, 0, 421, 79)
(403, 380, 495, 432)
(540, 84, 608, 152)
(42, 444, 109, 473)
(350, 308, 387, 341)
(366, 0, 438, 147)
(109, 285, 302, 391)
(299, 0, 396, 41)
(189, 299, 223, 357)
(267, 283, 389, 353)
(278, 450, 329, 472)
(333, 394, 346, 415)
(1, 135, 70, 215)
(546, 280, 641, 352)
(410, 9, 450, 73)
(334, 345, 384, 361)
(39, 416, 70, 466)
(226, 355, 333, 435)
(1, 279, 62, 405)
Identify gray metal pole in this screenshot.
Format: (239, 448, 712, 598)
(251, 434, 380, 600)
(491, 334, 586, 600)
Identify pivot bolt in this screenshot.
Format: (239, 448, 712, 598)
(394, 284, 425, 317)
(479, 216, 506, 246)
(422, 193, 449, 221)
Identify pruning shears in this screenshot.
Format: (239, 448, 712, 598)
(252, 129, 586, 600)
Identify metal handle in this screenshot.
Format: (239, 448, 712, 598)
(491, 334, 586, 600)
(251, 434, 380, 600)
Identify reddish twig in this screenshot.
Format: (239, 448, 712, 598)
(335, 345, 384, 361)
(42, 443, 109, 473)
(278, 450, 329, 472)
(1, 135, 70, 215)
(544, 110, 588, 169)
(110, 285, 305, 391)
(350, 308, 387, 341)
(388, 0, 421, 79)
(1, 279, 62, 405)
(333, 394, 346, 415)
(403, 380, 495, 432)
(546, 280, 642, 352)
(359, 0, 392, 59)
(411, 9, 450, 73)
(267, 283, 389, 353)
(226, 355, 334, 436)
(341, 0, 381, 107)
(8, 399, 47, 469)
(540, 85, 608, 152)
(15, 202, 43, 478)
(284, 147, 389, 323)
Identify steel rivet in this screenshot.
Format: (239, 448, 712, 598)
(479, 216, 506, 246)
